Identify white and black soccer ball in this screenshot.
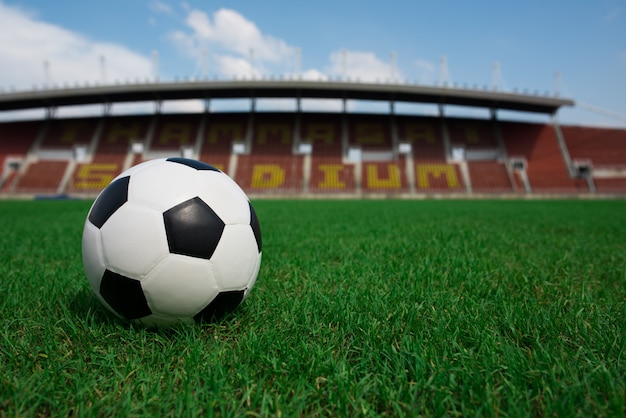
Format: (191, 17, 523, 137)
(81, 157, 262, 327)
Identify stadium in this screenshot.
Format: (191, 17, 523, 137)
(0, 78, 625, 198)
(2, 77, 625, 416)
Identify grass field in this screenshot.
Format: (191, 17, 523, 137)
(1, 199, 625, 416)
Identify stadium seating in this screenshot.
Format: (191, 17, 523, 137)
(200, 114, 247, 173)
(39, 118, 96, 150)
(500, 121, 587, 193)
(350, 115, 411, 193)
(562, 125, 626, 193)
(563, 125, 626, 167)
(97, 116, 151, 153)
(67, 154, 123, 195)
(396, 117, 465, 192)
(235, 114, 303, 193)
(13, 160, 68, 194)
(361, 161, 408, 192)
(66, 116, 150, 194)
(348, 115, 393, 150)
(1, 110, 625, 197)
(304, 114, 356, 193)
(398, 117, 446, 161)
(0, 121, 41, 158)
(467, 161, 513, 193)
(149, 114, 201, 154)
(447, 118, 513, 193)
(30, 117, 97, 195)
(593, 177, 626, 193)
(415, 163, 465, 192)
(0, 121, 40, 192)
(451, 118, 498, 145)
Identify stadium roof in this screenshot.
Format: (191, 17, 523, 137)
(0, 79, 574, 114)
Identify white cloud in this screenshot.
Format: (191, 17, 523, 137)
(167, 7, 404, 84)
(169, 8, 297, 77)
(215, 55, 258, 78)
(0, 2, 153, 90)
(150, 1, 173, 15)
(185, 10, 212, 38)
(207, 9, 291, 62)
(328, 50, 399, 82)
(301, 69, 329, 81)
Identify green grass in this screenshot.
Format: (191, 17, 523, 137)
(1, 199, 625, 416)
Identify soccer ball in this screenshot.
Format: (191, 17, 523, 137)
(81, 157, 262, 327)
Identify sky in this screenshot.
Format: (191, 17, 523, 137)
(0, 0, 625, 126)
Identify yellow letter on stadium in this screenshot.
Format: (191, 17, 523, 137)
(74, 164, 119, 190)
(207, 123, 244, 144)
(106, 123, 141, 143)
(366, 164, 401, 189)
(251, 164, 285, 188)
(159, 123, 191, 145)
(305, 123, 335, 145)
(405, 123, 436, 144)
(257, 124, 291, 144)
(355, 123, 385, 145)
(416, 164, 459, 188)
(463, 124, 480, 144)
(317, 164, 346, 188)
(60, 122, 88, 144)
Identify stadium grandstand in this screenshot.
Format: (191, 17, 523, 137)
(0, 79, 625, 198)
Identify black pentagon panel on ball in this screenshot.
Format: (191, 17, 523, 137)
(249, 202, 262, 252)
(166, 157, 221, 172)
(163, 197, 225, 259)
(193, 290, 245, 323)
(99, 269, 152, 320)
(88, 176, 130, 228)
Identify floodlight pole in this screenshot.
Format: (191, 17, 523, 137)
(295, 47, 302, 79)
(202, 46, 209, 80)
(554, 71, 561, 97)
(492, 62, 500, 91)
(390, 51, 397, 82)
(152, 50, 159, 82)
(43, 60, 51, 87)
(100, 55, 107, 84)
(439, 56, 448, 87)
(249, 48, 255, 78)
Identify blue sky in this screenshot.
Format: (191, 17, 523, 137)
(0, 0, 625, 126)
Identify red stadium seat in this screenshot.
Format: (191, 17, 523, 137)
(149, 114, 201, 153)
(398, 117, 446, 162)
(200, 114, 246, 174)
(1, 110, 625, 196)
(39, 118, 96, 150)
(467, 161, 513, 193)
(501, 122, 587, 193)
(13, 160, 68, 194)
(0, 121, 40, 178)
(235, 114, 303, 193)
